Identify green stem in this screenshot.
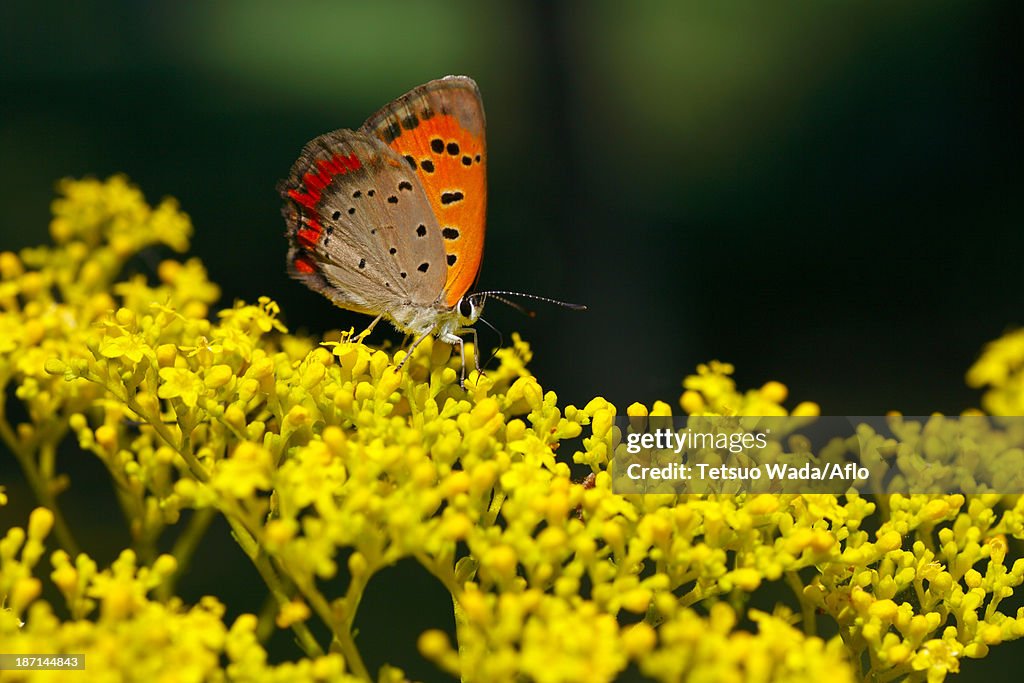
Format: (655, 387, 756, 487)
(785, 571, 816, 636)
(222, 504, 370, 679)
(223, 515, 326, 659)
(452, 557, 479, 683)
(39, 434, 59, 480)
(875, 663, 914, 683)
(308, 559, 371, 680)
(453, 592, 472, 683)
(255, 592, 279, 644)
(483, 489, 506, 526)
(88, 372, 210, 484)
(0, 410, 81, 556)
(415, 552, 462, 597)
(281, 556, 371, 680)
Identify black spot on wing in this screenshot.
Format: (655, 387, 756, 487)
(430, 138, 444, 154)
(416, 224, 427, 237)
(398, 181, 413, 191)
(420, 159, 435, 173)
(442, 227, 460, 240)
(446, 142, 460, 156)
(418, 262, 430, 273)
(446, 254, 457, 266)
(382, 121, 401, 143)
(441, 192, 464, 205)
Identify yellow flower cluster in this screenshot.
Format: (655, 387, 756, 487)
(1, 508, 350, 681)
(967, 329, 1024, 415)
(0, 176, 1022, 681)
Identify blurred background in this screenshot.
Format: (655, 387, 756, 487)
(1, 1, 1022, 679)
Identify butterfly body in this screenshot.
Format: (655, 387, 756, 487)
(280, 76, 488, 368)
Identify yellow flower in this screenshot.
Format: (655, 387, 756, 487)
(212, 442, 273, 499)
(157, 366, 205, 407)
(681, 360, 820, 416)
(99, 330, 150, 364)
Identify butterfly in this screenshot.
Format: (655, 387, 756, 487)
(279, 76, 581, 384)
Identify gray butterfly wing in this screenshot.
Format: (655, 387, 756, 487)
(279, 130, 448, 314)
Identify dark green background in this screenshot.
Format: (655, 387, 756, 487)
(2, 1, 1022, 680)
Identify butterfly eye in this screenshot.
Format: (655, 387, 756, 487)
(458, 297, 476, 320)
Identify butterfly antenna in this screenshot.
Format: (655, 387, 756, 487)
(489, 294, 536, 318)
(471, 291, 587, 312)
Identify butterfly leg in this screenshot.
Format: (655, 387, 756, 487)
(435, 331, 470, 387)
(456, 327, 483, 383)
(397, 330, 432, 371)
(355, 314, 384, 343)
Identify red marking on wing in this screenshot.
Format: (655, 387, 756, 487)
(287, 152, 361, 212)
(288, 188, 317, 210)
(297, 226, 321, 248)
(293, 254, 317, 274)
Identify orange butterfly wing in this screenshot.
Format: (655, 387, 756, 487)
(361, 76, 486, 308)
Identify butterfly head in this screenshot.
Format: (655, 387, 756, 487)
(457, 294, 487, 326)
